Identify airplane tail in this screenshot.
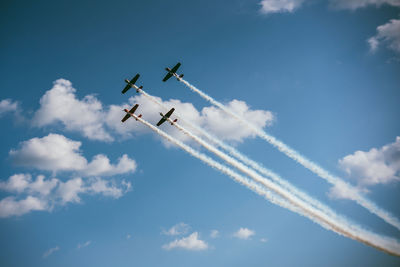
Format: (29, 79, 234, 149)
(135, 114, 142, 121)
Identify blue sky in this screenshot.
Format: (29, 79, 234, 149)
(1, 0, 400, 266)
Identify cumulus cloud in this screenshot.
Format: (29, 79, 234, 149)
(162, 222, 191, 236)
(338, 137, 400, 186)
(43, 246, 60, 258)
(368, 19, 400, 54)
(2, 132, 135, 218)
(0, 173, 58, 196)
(0, 99, 18, 116)
(201, 99, 274, 142)
(259, 0, 305, 14)
(87, 177, 131, 198)
(330, 0, 400, 10)
(0, 196, 47, 218)
(233, 227, 255, 240)
(9, 133, 136, 176)
(162, 232, 208, 251)
(33, 79, 112, 141)
(83, 154, 137, 177)
(106, 94, 274, 144)
(0, 173, 131, 218)
(10, 134, 87, 172)
(33, 79, 274, 145)
(57, 177, 85, 204)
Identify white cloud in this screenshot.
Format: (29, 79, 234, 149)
(0, 173, 32, 193)
(0, 174, 58, 196)
(57, 177, 85, 204)
(368, 19, 400, 54)
(162, 222, 190, 236)
(260, 238, 268, 243)
(330, 0, 400, 10)
(259, 0, 305, 14)
(327, 181, 368, 200)
(210, 229, 219, 238)
(233, 227, 255, 240)
(368, 36, 380, 52)
(2, 133, 134, 218)
(107, 94, 274, 144)
(10, 134, 87, 172)
(32, 79, 274, 145)
(29, 175, 59, 196)
(0, 174, 131, 217)
(87, 177, 131, 198)
(83, 154, 136, 177)
(33, 79, 112, 141)
(0, 99, 18, 116)
(162, 232, 208, 251)
(77, 241, 91, 249)
(43, 246, 60, 258)
(201, 99, 274, 142)
(126, 234, 131, 240)
(9, 133, 136, 176)
(0, 196, 47, 218)
(338, 137, 400, 187)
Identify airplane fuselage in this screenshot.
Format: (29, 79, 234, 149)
(124, 79, 142, 92)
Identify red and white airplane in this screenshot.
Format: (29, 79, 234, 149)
(121, 104, 142, 122)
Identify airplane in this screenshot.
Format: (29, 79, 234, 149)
(157, 108, 177, 126)
(162, 63, 184, 82)
(122, 74, 143, 94)
(121, 104, 142, 122)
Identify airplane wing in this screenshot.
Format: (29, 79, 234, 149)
(121, 104, 139, 122)
(130, 74, 140, 84)
(156, 117, 167, 126)
(162, 63, 181, 82)
(122, 84, 131, 94)
(156, 108, 175, 126)
(170, 63, 181, 73)
(162, 73, 173, 82)
(164, 108, 175, 118)
(122, 74, 140, 94)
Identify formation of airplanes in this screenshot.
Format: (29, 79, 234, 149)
(120, 63, 182, 126)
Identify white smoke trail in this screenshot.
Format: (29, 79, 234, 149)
(140, 89, 337, 219)
(179, 78, 400, 232)
(129, 113, 400, 256)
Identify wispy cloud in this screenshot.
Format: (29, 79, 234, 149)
(259, 0, 305, 14)
(210, 229, 219, 238)
(162, 232, 208, 251)
(162, 222, 190, 236)
(330, 0, 400, 10)
(0, 99, 18, 117)
(77, 241, 91, 249)
(43, 246, 60, 258)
